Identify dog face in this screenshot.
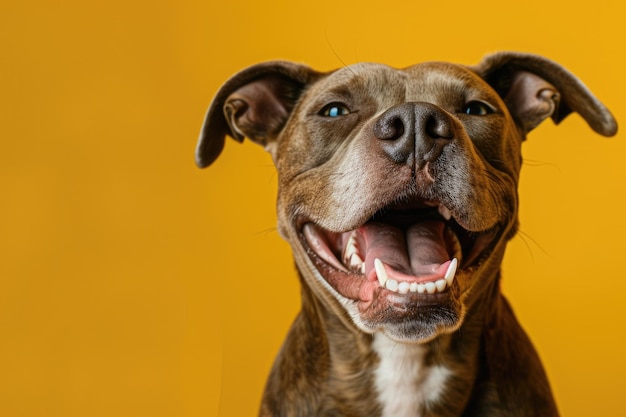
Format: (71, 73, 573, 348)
(274, 62, 517, 343)
(197, 53, 616, 343)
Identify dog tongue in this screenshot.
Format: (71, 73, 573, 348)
(358, 220, 449, 277)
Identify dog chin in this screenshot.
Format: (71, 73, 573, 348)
(352, 293, 465, 343)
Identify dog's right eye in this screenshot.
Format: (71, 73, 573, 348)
(320, 103, 351, 118)
(463, 101, 494, 116)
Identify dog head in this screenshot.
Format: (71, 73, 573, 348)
(197, 52, 616, 343)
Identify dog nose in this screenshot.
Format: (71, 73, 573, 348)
(373, 102, 454, 166)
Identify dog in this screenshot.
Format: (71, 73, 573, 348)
(196, 52, 617, 416)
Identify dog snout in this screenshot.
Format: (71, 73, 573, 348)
(373, 102, 454, 166)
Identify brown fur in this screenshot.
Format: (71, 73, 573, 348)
(196, 52, 616, 416)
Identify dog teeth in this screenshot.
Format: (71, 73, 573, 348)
(344, 233, 365, 274)
(344, 234, 359, 261)
(444, 258, 458, 285)
(386, 279, 399, 292)
(349, 253, 364, 268)
(438, 204, 452, 221)
(374, 258, 459, 295)
(375, 258, 389, 287)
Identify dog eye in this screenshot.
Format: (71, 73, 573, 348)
(320, 103, 351, 118)
(464, 101, 494, 116)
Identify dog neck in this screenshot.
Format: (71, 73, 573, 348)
(373, 316, 491, 417)
(373, 333, 452, 417)
(307, 281, 491, 417)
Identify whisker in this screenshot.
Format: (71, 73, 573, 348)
(517, 229, 551, 258)
(523, 158, 561, 172)
(324, 30, 349, 69)
(254, 226, 281, 237)
(324, 29, 357, 76)
(514, 231, 536, 263)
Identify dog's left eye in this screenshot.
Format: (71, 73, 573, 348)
(320, 103, 351, 118)
(464, 101, 494, 116)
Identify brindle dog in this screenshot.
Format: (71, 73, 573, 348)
(196, 52, 617, 417)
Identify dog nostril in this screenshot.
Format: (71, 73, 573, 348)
(374, 102, 456, 166)
(374, 116, 406, 141)
(425, 116, 454, 140)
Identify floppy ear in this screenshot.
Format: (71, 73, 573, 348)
(473, 52, 617, 137)
(195, 61, 323, 168)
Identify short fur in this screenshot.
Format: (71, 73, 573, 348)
(196, 52, 617, 416)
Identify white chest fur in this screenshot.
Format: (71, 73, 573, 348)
(372, 333, 450, 417)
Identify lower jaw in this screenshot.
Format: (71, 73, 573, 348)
(351, 289, 464, 342)
(300, 239, 464, 317)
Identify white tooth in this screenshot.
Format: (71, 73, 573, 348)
(375, 258, 389, 287)
(360, 263, 366, 275)
(417, 283, 426, 294)
(349, 253, 364, 269)
(445, 258, 458, 285)
(344, 237, 358, 262)
(409, 282, 419, 293)
(438, 205, 452, 221)
(386, 279, 399, 292)
(435, 279, 447, 292)
(398, 281, 410, 294)
(425, 282, 436, 294)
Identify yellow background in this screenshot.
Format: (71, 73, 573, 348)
(1, 0, 624, 416)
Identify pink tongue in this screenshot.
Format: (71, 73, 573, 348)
(357, 221, 449, 277)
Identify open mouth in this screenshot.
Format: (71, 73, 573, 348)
(300, 197, 498, 304)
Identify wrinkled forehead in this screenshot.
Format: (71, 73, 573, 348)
(308, 61, 495, 105)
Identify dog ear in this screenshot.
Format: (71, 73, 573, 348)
(195, 61, 323, 168)
(473, 52, 617, 137)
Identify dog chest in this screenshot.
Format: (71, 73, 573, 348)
(372, 333, 451, 417)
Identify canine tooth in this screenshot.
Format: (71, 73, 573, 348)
(360, 263, 366, 274)
(438, 205, 452, 221)
(375, 258, 389, 287)
(445, 258, 458, 285)
(409, 282, 419, 293)
(398, 281, 410, 294)
(435, 279, 447, 292)
(386, 279, 399, 292)
(425, 282, 436, 294)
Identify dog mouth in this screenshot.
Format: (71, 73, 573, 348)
(299, 198, 498, 306)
